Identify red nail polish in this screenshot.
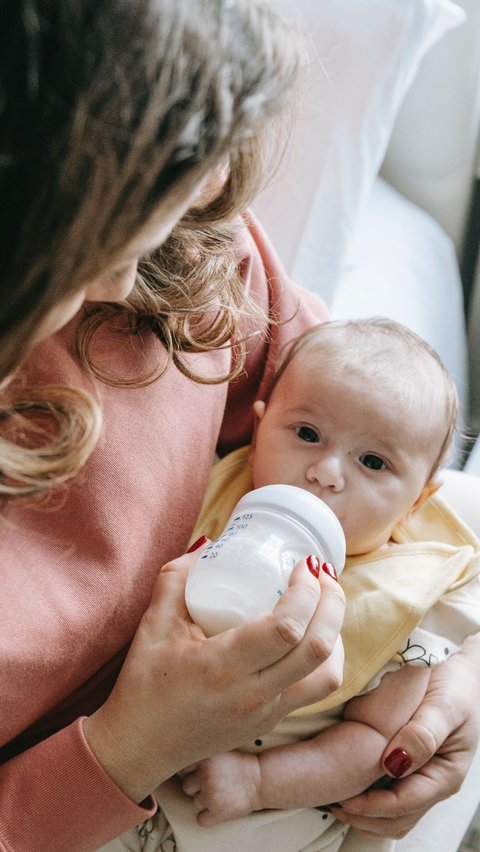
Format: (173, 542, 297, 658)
(306, 555, 320, 578)
(384, 748, 412, 778)
(186, 535, 208, 553)
(321, 562, 338, 582)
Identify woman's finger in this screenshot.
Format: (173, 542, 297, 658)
(338, 771, 437, 818)
(209, 558, 323, 675)
(224, 559, 345, 697)
(149, 552, 321, 670)
(334, 752, 466, 838)
(145, 553, 344, 731)
(266, 567, 345, 708)
(331, 782, 428, 838)
(330, 807, 422, 840)
(151, 551, 344, 697)
(147, 552, 201, 629)
(281, 635, 345, 714)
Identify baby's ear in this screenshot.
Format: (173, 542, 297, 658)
(253, 399, 266, 421)
(409, 476, 443, 516)
(249, 400, 266, 463)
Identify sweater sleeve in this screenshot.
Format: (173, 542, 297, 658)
(218, 211, 329, 455)
(0, 719, 157, 852)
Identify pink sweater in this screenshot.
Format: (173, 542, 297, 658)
(0, 214, 328, 851)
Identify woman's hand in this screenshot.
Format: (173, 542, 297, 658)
(83, 547, 345, 805)
(328, 635, 480, 839)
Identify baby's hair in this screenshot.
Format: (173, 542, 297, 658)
(273, 317, 459, 480)
(0, 0, 301, 501)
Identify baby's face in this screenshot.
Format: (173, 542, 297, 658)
(251, 351, 442, 556)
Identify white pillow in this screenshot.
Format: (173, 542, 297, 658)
(254, 0, 465, 305)
(330, 178, 468, 442)
(464, 438, 480, 478)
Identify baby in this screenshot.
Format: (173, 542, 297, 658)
(162, 319, 480, 849)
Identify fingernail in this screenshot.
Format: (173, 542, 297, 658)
(186, 535, 208, 553)
(384, 748, 412, 778)
(307, 554, 320, 578)
(321, 562, 338, 582)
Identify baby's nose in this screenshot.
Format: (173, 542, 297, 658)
(306, 453, 345, 492)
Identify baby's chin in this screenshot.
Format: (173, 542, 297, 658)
(345, 535, 391, 557)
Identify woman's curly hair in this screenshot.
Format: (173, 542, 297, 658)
(0, 0, 301, 501)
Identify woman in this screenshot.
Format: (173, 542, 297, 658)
(0, 1, 478, 850)
(0, 2, 344, 849)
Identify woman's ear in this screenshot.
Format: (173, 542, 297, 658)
(408, 476, 444, 517)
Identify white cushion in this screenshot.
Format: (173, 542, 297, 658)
(464, 437, 480, 477)
(330, 178, 468, 463)
(255, 0, 465, 304)
(331, 178, 468, 412)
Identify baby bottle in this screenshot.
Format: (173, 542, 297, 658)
(185, 484, 346, 636)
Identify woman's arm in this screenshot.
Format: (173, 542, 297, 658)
(83, 551, 345, 804)
(0, 551, 344, 852)
(326, 470, 480, 840)
(0, 213, 334, 852)
(329, 633, 480, 839)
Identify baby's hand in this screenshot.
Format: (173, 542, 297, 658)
(180, 751, 263, 825)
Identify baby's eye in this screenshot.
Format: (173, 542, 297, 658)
(296, 426, 319, 443)
(360, 453, 386, 471)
